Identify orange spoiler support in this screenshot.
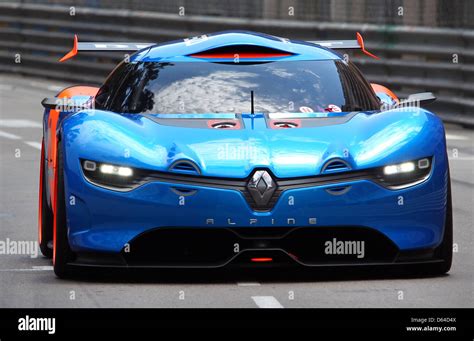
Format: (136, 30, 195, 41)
(356, 32, 379, 59)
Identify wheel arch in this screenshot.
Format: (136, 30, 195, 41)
(42, 85, 99, 208)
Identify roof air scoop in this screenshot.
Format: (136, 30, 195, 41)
(188, 45, 294, 59)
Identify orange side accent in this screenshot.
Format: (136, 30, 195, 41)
(48, 108, 59, 206)
(59, 35, 78, 62)
(356, 32, 380, 60)
(52, 149, 59, 266)
(38, 140, 44, 244)
(56, 85, 99, 99)
(48, 85, 99, 264)
(371, 83, 399, 103)
(47, 86, 99, 214)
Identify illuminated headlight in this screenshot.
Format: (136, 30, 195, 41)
(377, 157, 432, 189)
(383, 161, 416, 175)
(81, 160, 139, 190)
(99, 164, 133, 177)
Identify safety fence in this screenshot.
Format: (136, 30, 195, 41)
(0, 2, 473, 124)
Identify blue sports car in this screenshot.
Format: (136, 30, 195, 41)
(39, 31, 452, 278)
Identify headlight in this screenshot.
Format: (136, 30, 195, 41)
(99, 164, 133, 177)
(376, 157, 432, 189)
(383, 161, 415, 175)
(81, 159, 141, 191)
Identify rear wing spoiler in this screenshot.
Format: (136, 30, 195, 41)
(59, 32, 379, 62)
(310, 33, 378, 59)
(59, 35, 153, 62)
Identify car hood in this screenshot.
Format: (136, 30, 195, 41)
(62, 109, 445, 178)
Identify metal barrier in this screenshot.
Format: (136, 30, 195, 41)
(3, 0, 474, 28)
(0, 2, 473, 125)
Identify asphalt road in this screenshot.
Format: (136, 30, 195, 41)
(0, 74, 473, 308)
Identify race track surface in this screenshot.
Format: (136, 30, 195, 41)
(0, 74, 472, 308)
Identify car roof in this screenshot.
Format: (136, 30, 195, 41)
(132, 30, 343, 63)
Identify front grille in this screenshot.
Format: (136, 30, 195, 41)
(90, 166, 375, 211)
(83, 159, 421, 211)
(142, 168, 374, 211)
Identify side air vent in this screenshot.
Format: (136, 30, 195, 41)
(169, 160, 200, 175)
(325, 186, 351, 196)
(321, 159, 351, 174)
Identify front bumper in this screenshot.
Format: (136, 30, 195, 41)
(67, 226, 445, 269)
(64, 152, 448, 259)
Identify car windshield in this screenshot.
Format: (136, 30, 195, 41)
(99, 60, 380, 114)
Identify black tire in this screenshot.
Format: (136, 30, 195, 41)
(39, 141, 53, 258)
(431, 173, 453, 274)
(53, 141, 75, 278)
(401, 171, 453, 277)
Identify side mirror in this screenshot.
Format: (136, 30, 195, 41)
(41, 97, 93, 111)
(396, 92, 436, 108)
(41, 98, 60, 110)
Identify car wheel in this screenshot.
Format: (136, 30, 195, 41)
(39, 140, 53, 258)
(53, 141, 75, 278)
(431, 171, 453, 274)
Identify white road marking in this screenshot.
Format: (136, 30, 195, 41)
(29, 81, 63, 92)
(237, 282, 261, 287)
(0, 130, 21, 140)
(24, 141, 42, 150)
(0, 119, 42, 128)
(32, 266, 54, 271)
(0, 266, 53, 272)
(446, 134, 470, 141)
(0, 127, 42, 150)
(448, 156, 474, 161)
(0, 84, 13, 91)
(251, 296, 284, 308)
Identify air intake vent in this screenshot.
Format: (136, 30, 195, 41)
(321, 159, 351, 174)
(273, 121, 298, 129)
(212, 122, 236, 129)
(169, 160, 200, 175)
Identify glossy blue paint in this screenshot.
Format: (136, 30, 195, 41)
(61, 108, 444, 178)
(59, 106, 449, 253)
(45, 30, 450, 260)
(132, 31, 341, 63)
(375, 92, 398, 107)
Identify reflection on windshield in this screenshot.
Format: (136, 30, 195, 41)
(155, 70, 281, 113)
(107, 60, 380, 114)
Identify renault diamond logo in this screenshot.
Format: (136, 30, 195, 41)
(247, 170, 276, 207)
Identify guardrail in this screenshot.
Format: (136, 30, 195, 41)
(1, 2, 473, 125)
